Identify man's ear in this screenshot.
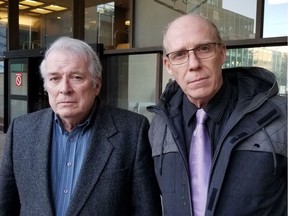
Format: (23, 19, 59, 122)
(220, 44, 227, 64)
(164, 57, 173, 76)
(94, 76, 102, 96)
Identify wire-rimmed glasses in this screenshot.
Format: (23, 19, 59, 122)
(166, 42, 221, 65)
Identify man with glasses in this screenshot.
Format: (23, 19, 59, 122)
(147, 14, 287, 216)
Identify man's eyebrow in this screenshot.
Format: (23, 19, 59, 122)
(195, 41, 216, 46)
(170, 42, 215, 53)
(46, 72, 59, 76)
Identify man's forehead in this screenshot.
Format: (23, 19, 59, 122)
(164, 19, 213, 49)
(167, 16, 209, 35)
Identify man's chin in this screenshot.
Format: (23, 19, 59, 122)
(56, 110, 76, 119)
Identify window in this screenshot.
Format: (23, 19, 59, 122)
(263, 0, 288, 37)
(104, 53, 159, 121)
(224, 46, 288, 96)
(85, 0, 131, 50)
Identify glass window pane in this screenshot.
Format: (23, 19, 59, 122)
(85, 1, 130, 50)
(10, 63, 28, 96)
(0, 3, 5, 127)
(224, 46, 288, 96)
(0, 4, 7, 56)
(19, 1, 72, 49)
(127, 54, 157, 121)
(105, 53, 158, 121)
(151, 0, 257, 40)
(218, 0, 257, 40)
(263, 0, 288, 38)
(11, 99, 27, 120)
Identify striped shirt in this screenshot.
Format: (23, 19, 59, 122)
(50, 115, 92, 216)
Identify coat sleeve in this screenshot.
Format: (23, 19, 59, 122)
(0, 119, 21, 215)
(131, 117, 162, 216)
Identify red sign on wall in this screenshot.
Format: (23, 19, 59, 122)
(15, 73, 22, 86)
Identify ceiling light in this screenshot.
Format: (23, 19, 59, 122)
(19, 4, 30, 10)
(44, 4, 67, 11)
(20, 0, 44, 7)
(0, 1, 5, 4)
(30, 8, 52, 14)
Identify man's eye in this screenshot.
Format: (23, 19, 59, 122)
(72, 75, 83, 80)
(172, 51, 187, 59)
(197, 45, 210, 52)
(49, 77, 60, 82)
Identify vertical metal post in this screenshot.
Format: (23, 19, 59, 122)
(73, 0, 85, 40)
(8, 0, 19, 50)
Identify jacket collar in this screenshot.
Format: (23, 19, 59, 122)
(155, 67, 278, 114)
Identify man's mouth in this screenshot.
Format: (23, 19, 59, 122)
(190, 77, 208, 84)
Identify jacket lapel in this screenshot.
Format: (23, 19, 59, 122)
(66, 107, 117, 216)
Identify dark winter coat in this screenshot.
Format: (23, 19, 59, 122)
(148, 67, 287, 216)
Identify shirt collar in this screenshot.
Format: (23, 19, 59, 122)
(182, 80, 233, 125)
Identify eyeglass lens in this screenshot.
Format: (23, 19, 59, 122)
(168, 43, 217, 65)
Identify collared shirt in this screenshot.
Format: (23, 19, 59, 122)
(183, 79, 238, 155)
(50, 107, 96, 216)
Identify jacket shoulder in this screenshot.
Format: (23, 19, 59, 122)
(235, 95, 287, 158)
(103, 105, 146, 120)
(149, 115, 178, 156)
(98, 105, 149, 132)
(12, 108, 53, 125)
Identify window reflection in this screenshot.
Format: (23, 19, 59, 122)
(41, 9, 73, 46)
(224, 46, 288, 96)
(0, 3, 6, 126)
(85, 0, 130, 50)
(105, 54, 158, 121)
(0, 5, 7, 56)
(264, 0, 288, 38)
(153, 0, 257, 40)
(0, 1, 74, 50)
(19, 0, 72, 49)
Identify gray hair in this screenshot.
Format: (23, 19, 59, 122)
(162, 14, 223, 54)
(39, 36, 102, 88)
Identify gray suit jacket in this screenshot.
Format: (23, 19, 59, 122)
(0, 103, 162, 216)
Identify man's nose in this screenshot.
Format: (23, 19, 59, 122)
(187, 51, 201, 70)
(59, 77, 73, 94)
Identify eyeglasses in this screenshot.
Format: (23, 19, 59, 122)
(166, 42, 221, 65)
